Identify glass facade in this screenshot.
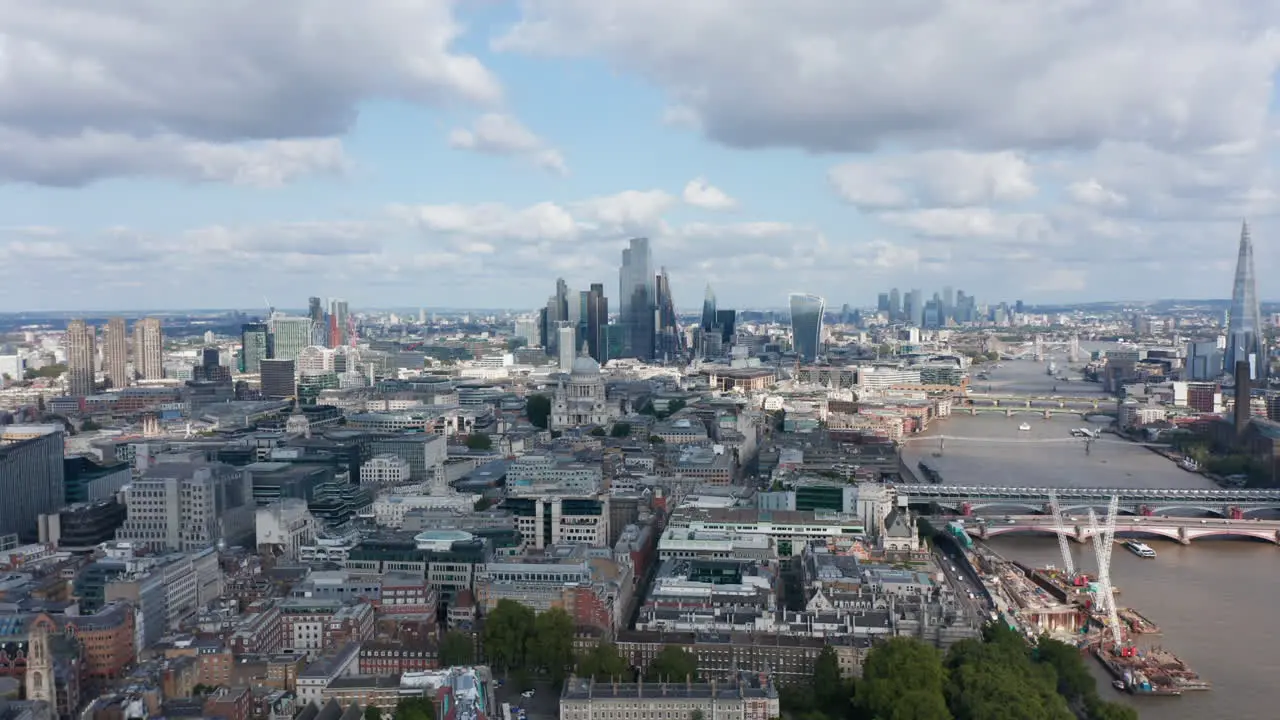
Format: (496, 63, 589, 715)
(1226, 222, 1266, 381)
(788, 293, 825, 362)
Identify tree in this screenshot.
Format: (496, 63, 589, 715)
(473, 497, 493, 512)
(577, 641, 629, 681)
(665, 398, 687, 416)
(855, 637, 951, 720)
(482, 599, 536, 673)
(24, 363, 66, 380)
(532, 607, 577, 684)
(439, 630, 475, 667)
(589, 427, 606, 436)
(647, 646, 697, 682)
(394, 697, 435, 720)
(812, 645, 849, 719)
(610, 422, 632, 438)
(466, 433, 493, 451)
(363, 707, 383, 720)
(80, 419, 101, 432)
(526, 394, 552, 429)
(648, 435, 665, 444)
(690, 711, 705, 720)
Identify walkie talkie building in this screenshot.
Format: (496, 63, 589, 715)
(789, 293, 825, 362)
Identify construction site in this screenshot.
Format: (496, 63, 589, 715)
(961, 492, 1210, 697)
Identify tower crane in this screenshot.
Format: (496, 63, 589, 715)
(1047, 491, 1075, 577)
(1087, 496, 1123, 648)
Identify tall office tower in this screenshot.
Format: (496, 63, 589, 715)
(908, 289, 924, 327)
(655, 268, 684, 360)
(328, 299, 349, 348)
(65, 319, 97, 396)
(877, 292, 891, 314)
(888, 288, 901, 321)
(789, 293, 825, 362)
(557, 325, 577, 371)
(586, 283, 608, 364)
(269, 314, 312, 362)
(240, 322, 270, 373)
(260, 359, 297, 399)
(537, 307, 549, 348)
(619, 237, 656, 360)
(132, 317, 164, 380)
(942, 286, 955, 321)
(308, 297, 329, 346)
(715, 309, 737, 344)
(543, 278, 571, 357)
(701, 284, 717, 331)
(102, 316, 129, 389)
(1226, 221, 1266, 382)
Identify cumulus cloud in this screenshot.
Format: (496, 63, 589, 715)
(498, 1, 1280, 154)
(448, 113, 568, 175)
(0, 0, 499, 186)
(682, 178, 738, 210)
(829, 151, 1037, 210)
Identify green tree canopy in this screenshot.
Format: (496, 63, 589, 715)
(648, 435, 665, 444)
(856, 637, 951, 720)
(646, 646, 697, 682)
(394, 697, 435, 720)
(363, 706, 383, 720)
(532, 607, 577, 684)
(482, 599, 536, 673)
(589, 427, 606, 436)
(466, 433, 493, 450)
(439, 630, 475, 667)
(609, 422, 631, 438)
(526, 394, 552, 429)
(576, 641, 630, 681)
(24, 363, 66, 380)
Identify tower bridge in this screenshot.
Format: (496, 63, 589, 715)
(898, 485, 1280, 517)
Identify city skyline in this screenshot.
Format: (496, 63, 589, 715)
(1, 4, 1279, 310)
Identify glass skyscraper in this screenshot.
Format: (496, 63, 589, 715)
(789, 293, 825, 362)
(619, 237, 655, 360)
(1226, 221, 1265, 382)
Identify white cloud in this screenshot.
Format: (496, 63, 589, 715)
(1066, 179, 1128, 210)
(830, 151, 1037, 210)
(682, 178, 738, 210)
(0, 1, 499, 186)
(0, 128, 349, 186)
(499, 1, 1280, 154)
(448, 113, 568, 175)
(878, 207, 1052, 241)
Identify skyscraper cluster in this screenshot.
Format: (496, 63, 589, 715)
(538, 237, 686, 367)
(240, 297, 354, 373)
(64, 317, 163, 395)
(877, 286, 979, 327)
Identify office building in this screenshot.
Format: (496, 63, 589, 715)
(270, 314, 313, 362)
(557, 325, 577, 372)
(65, 319, 97, 396)
(701, 284, 717, 331)
(1226, 221, 1266, 382)
(655, 268, 683, 360)
(241, 323, 271, 374)
(0, 426, 65, 542)
(329, 299, 350, 348)
(260, 359, 297, 399)
(789, 293, 825, 363)
(715, 309, 737, 344)
(308, 297, 329, 346)
(103, 317, 130, 389)
(585, 283, 608, 364)
(619, 237, 656, 360)
(116, 456, 254, 552)
(888, 288, 901, 322)
(133, 317, 164, 380)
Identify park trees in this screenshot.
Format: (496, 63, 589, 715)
(439, 630, 475, 667)
(646, 646, 697, 682)
(532, 607, 577, 683)
(482, 599, 536, 673)
(525, 395, 551, 429)
(576, 641, 629, 681)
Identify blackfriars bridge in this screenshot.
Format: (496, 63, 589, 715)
(958, 514, 1280, 545)
(898, 485, 1280, 517)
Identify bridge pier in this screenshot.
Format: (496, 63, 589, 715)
(1005, 409, 1013, 418)
(1043, 410, 1051, 420)
(1058, 401, 1065, 408)
(1178, 526, 1191, 545)
(969, 407, 977, 416)
(1092, 400, 1099, 410)
(992, 400, 999, 407)
(1025, 400, 1032, 408)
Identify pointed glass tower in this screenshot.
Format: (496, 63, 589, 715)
(701, 283, 717, 331)
(1225, 220, 1266, 382)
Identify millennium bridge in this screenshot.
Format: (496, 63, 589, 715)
(898, 485, 1280, 517)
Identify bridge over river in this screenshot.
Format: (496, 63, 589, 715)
(899, 485, 1280, 517)
(954, 514, 1280, 545)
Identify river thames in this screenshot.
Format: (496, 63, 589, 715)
(901, 358, 1280, 720)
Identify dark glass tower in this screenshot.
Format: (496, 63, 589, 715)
(585, 283, 608, 364)
(789, 293, 825, 362)
(701, 284, 717, 331)
(1226, 221, 1265, 382)
(619, 238, 655, 360)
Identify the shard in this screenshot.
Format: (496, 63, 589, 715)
(1225, 221, 1266, 382)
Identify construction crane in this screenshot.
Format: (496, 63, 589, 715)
(1047, 491, 1075, 577)
(1087, 496, 1123, 648)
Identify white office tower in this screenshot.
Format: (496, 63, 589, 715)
(558, 325, 576, 371)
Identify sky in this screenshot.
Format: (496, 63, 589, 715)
(1, 1, 1280, 312)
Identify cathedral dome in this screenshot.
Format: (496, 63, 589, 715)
(570, 355, 601, 377)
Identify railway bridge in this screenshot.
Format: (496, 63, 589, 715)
(898, 485, 1280, 518)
